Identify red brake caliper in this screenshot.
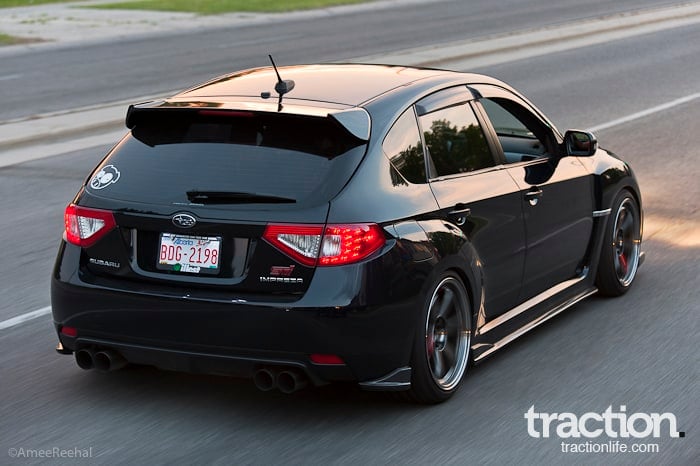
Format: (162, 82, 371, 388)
(619, 253, 628, 275)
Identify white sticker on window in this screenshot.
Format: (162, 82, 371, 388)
(90, 165, 121, 190)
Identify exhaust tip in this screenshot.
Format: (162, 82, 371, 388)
(75, 348, 95, 370)
(93, 350, 127, 372)
(277, 370, 308, 394)
(253, 368, 277, 391)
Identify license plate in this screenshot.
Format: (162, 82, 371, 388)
(157, 233, 221, 274)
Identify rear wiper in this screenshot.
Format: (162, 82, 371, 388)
(186, 190, 296, 204)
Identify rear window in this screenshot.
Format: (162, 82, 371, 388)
(90, 111, 366, 206)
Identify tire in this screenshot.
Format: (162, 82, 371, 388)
(596, 190, 642, 296)
(407, 272, 472, 404)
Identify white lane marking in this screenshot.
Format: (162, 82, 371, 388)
(0, 306, 52, 331)
(0, 74, 22, 82)
(588, 92, 700, 133)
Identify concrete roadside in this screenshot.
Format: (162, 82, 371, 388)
(0, 0, 438, 52)
(2, 1, 700, 168)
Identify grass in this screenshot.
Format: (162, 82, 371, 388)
(0, 0, 80, 7)
(0, 32, 43, 45)
(0, 33, 17, 44)
(92, 0, 371, 14)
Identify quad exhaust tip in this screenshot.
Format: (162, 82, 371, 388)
(75, 348, 96, 370)
(253, 368, 277, 392)
(76, 350, 306, 390)
(253, 367, 308, 394)
(277, 370, 308, 394)
(75, 348, 127, 372)
(94, 349, 128, 372)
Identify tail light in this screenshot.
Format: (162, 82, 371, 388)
(263, 223, 385, 267)
(318, 224, 386, 266)
(64, 204, 116, 247)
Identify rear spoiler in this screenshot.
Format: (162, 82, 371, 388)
(125, 100, 371, 141)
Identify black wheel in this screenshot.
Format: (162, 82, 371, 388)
(407, 272, 472, 403)
(596, 190, 642, 296)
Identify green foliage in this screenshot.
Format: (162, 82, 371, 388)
(91, 0, 370, 14)
(0, 32, 23, 44)
(0, 0, 78, 7)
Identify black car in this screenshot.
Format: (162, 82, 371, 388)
(52, 63, 643, 403)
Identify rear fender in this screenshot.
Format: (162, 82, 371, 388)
(410, 219, 483, 327)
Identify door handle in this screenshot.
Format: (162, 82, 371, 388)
(525, 187, 543, 206)
(448, 203, 471, 226)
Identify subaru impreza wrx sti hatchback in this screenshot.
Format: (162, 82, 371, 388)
(52, 64, 643, 403)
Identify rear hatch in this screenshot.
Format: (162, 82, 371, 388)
(70, 107, 368, 298)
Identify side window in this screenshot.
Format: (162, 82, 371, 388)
(419, 104, 493, 177)
(383, 108, 426, 184)
(480, 98, 534, 138)
(480, 97, 555, 163)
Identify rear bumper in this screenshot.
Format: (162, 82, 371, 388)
(61, 335, 355, 386)
(51, 243, 422, 386)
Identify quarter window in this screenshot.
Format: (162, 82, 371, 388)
(419, 104, 493, 177)
(383, 108, 426, 184)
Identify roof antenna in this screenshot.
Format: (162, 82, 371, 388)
(268, 54, 294, 111)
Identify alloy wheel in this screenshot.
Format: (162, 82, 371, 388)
(424, 277, 471, 391)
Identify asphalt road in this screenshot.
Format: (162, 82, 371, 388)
(0, 2, 699, 465)
(0, 0, 683, 121)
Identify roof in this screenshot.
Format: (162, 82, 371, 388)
(178, 64, 459, 107)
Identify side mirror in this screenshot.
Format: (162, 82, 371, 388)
(564, 130, 598, 157)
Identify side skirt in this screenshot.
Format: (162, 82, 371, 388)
(471, 286, 597, 362)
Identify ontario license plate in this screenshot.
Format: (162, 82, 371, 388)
(157, 233, 221, 274)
